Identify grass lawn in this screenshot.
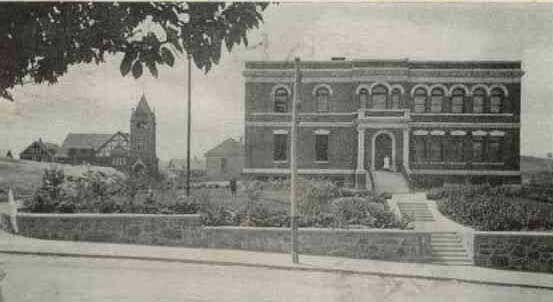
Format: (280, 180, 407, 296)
(0, 158, 124, 198)
(179, 187, 289, 213)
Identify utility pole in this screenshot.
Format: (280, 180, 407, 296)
(186, 53, 192, 197)
(290, 57, 301, 264)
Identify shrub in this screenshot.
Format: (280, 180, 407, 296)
(436, 184, 553, 231)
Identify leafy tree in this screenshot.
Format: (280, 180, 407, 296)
(0, 2, 269, 100)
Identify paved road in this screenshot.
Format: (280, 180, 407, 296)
(0, 254, 550, 302)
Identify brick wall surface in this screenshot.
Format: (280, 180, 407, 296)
(11, 213, 432, 263)
(474, 232, 553, 273)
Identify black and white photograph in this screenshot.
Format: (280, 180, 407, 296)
(0, 1, 552, 301)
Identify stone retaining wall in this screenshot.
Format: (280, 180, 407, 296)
(474, 231, 553, 273)
(7, 213, 432, 263)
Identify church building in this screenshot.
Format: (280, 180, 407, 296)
(129, 94, 159, 178)
(243, 59, 522, 188)
(56, 94, 159, 178)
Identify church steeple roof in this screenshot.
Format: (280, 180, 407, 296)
(135, 94, 154, 116)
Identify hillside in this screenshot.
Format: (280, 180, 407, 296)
(521, 155, 553, 173)
(0, 157, 125, 197)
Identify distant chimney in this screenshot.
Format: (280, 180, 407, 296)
(331, 57, 346, 61)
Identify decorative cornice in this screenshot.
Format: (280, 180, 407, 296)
(246, 121, 354, 128)
(243, 168, 355, 175)
(244, 76, 522, 84)
(410, 169, 520, 176)
(408, 122, 520, 128)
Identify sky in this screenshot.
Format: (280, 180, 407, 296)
(1, 3, 553, 161)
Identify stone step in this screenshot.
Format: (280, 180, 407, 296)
(430, 256, 472, 263)
(431, 237, 462, 242)
(432, 250, 469, 257)
(431, 246, 467, 252)
(431, 261, 473, 266)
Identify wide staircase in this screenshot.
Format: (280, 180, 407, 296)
(397, 202, 434, 222)
(391, 193, 473, 266)
(430, 232, 473, 266)
(372, 170, 410, 194)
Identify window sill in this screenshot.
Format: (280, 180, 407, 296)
(473, 162, 505, 165)
(314, 161, 329, 164)
(273, 160, 288, 164)
(410, 113, 514, 117)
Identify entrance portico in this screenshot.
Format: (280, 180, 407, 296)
(355, 109, 410, 189)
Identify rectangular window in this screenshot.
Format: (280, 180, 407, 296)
(488, 139, 502, 162)
(451, 139, 465, 162)
(221, 158, 227, 172)
(273, 134, 288, 161)
(472, 139, 484, 162)
(315, 134, 329, 162)
(430, 139, 443, 162)
(414, 137, 426, 162)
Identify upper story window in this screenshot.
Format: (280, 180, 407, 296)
(359, 88, 369, 108)
(490, 88, 504, 113)
(372, 85, 388, 109)
(472, 88, 486, 113)
(413, 88, 427, 113)
(391, 88, 401, 109)
(451, 88, 465, 113)
(430, 88, 445, 113)
(274, 88, 289, 113)
(316, 87, 330, 112)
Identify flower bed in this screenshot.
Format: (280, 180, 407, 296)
(20, 168, 409, 229)
(430, 184, 553, 231)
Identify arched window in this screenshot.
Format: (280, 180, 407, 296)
(413, 88, 427, 113)
(430, 88, 444, 113)
(274, 88, 289, 113)
(451, 88, 465, 113)
(359, 88, 369, 109)
(472, 88, 486, 113)
(372, 85, 388, 109)
(391, 88, 401, 109)
(490, 88, 504, 113)
(316, 87, 330, 112)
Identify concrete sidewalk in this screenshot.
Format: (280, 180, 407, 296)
(0, 231, 552, 290)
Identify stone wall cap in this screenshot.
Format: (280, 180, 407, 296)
(475, 231, 553, 236)
(17, 213, 201, 218)
(205, 226, 429, 234)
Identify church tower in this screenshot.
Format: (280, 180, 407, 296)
(130, 94, 158, 178)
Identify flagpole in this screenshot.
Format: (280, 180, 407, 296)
(290, 57, 300, 264)
(186, 53, 192, 197)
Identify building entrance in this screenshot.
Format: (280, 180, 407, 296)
(374, 133, 393, 170)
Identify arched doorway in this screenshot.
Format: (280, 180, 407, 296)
(371, 131, 396, 171)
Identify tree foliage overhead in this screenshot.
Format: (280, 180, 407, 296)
(0, 2, 269, 101)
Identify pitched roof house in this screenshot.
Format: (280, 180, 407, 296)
(205, 138, 245, 180)
(56, 132, 130, 169)
(19, 139, 59, 162)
